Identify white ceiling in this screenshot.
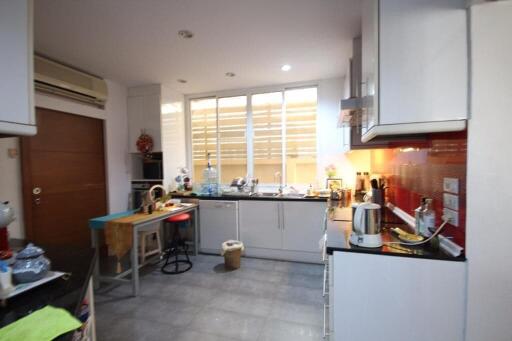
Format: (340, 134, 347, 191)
(34, 0, 361, 94)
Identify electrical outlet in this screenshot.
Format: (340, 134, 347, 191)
(443, 178, 459, 194)
(443, 193, 459, 211)
(443, 208, 459, 227)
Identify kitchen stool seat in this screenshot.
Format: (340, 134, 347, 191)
(161, 213, 193, 274)
(165, 213, 190, 223)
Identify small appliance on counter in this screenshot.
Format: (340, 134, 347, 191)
(350, 202, 383, 248)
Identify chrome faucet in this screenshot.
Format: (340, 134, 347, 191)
(274, 172, 284, 195)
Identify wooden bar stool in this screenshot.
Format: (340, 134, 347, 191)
(139, 228, 162, 264)
(161, 213, 193, 274)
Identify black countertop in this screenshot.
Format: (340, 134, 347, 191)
(0, 245, 97, 339)
(171, 192, 329, 202)
(325, 206, 466, 262)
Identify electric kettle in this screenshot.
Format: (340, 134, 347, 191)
(350, 202, 382, 248)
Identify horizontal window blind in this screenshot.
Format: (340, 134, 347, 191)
(191, 98, 217, 178)
(218, 96, 247, 183)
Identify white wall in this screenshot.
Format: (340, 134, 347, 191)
(466, 2, 512, 341)
(317, 77, 371, 189)
(0, 79, 130, 238)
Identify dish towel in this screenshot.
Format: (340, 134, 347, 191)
(0, 305, 82, 341)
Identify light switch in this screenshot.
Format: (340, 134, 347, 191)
(443, 178, 459, 194)
(443, 193, 459, 211)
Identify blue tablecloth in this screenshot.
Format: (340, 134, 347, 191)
(88, 210, 138, 230)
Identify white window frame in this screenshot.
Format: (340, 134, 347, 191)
(186, 80, 319, 186)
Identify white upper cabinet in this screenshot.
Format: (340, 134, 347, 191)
(127, 85, 162, 153)
(361, 0, 468, 142)
(0, 0, 36, 136)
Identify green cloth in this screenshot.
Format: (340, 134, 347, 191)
(0, 305, 82, 341)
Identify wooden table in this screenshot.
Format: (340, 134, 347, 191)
(88, 203, 199, 296)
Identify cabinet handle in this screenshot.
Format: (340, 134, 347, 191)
(322, 264, 327, 297)
(281, 203, 285, 230)
(277, 204, 281, 230)
(323, 303, 330, 338)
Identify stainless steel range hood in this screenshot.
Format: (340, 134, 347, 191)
(340, 37, 363, 112)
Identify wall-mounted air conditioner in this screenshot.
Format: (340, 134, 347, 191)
(34, 55, 108, 108)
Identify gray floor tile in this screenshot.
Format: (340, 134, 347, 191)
(172, 329, 240, 341)
(123, 297, 202, 326)
(241, 257, 278, 271)
(159, 283, 221, 306)
(175, 271, 228, 289)
(274, 284, 324, 305)
(96, 317, 178, 341)
(280, 273, 324, 290)
(273, 261, 324, 276)
(188, 307, 266, 341)
(207, 292, 274, 317)
(258, 319, 323, 341)
(222, 276, 279, 298)
(232, 267, 284, 284)
(269, 301, 323, 327)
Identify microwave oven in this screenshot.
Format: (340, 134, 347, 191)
(143, 154, 163, 180)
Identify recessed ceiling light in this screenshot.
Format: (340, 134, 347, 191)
(281, 64, 292, 72)
(178, 30, 194, 39)
(225, 72, 236, 77)
(177, 79, 187, 83)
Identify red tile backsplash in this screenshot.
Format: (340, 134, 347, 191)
(370, 131, 467, 248)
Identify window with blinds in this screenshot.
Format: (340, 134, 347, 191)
(285, 88, 317, 184)
(190, 86, 317, 185)
(191, 98, 217, 179)
(252, 92, 283, 183)
(218, 96, 247, 184)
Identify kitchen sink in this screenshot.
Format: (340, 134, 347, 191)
(251, 192, 279, 197)
(221, 192, 252, 197)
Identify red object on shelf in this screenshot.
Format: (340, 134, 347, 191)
(136, 132, 154, 155)
(0, 226, 12, 259)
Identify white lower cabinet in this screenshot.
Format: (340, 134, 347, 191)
(239, 200, 281, 249)
(331, 251, 466, 341)
(239, 200, 325, 262)
(282, 202, 326, 253)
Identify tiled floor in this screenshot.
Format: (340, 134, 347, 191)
(95, 255, 324, 341)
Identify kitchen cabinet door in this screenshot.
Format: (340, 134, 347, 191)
(127, 85, 162, 153)
(0, 0, 36, 136)
(282, 202, 325, 253)
(361, 0, 379, 135)
(239, 200, 281, 249)
(332, 252, 466, 341)
(378, 0, 467, 126)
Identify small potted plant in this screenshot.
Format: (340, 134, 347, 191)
(325, 164, 337, 178)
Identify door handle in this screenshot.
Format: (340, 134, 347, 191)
(32, 187, 42, 206)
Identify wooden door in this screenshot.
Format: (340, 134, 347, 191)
(21, 108, 107, 247)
